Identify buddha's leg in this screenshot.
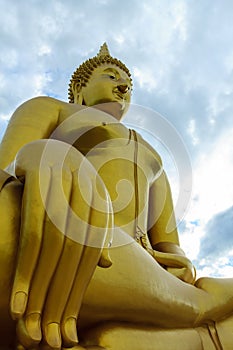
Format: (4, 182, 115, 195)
(0, 178, 23, 346)
(79, 237, 233, 330)
(0, 179, 232, 346)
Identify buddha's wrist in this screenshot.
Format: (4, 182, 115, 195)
(4, 161, 16, 178)
(0, 168, 17, 191)
(152, 241, 186, 257)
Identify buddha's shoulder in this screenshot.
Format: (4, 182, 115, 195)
(15, 96, 83, 118)
(17, 96, 70, 109)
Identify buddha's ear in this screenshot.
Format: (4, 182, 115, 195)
(71, 80, 85, 105)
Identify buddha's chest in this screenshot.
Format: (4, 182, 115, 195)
(85, 142, 161, 229)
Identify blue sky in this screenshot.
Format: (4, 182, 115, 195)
(1, 0, 233, 277)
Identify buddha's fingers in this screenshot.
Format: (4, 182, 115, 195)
(61, 246, 103, 346)
(42, 239, 87, 348)
(10, 169, 51, 320)
(41, 170, 95, 348)
(17, 166, 74, 346)
(98, 199, 114, 269)
(61, 176, 111, 347)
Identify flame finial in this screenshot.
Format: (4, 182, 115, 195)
(97, 42, 110, 57)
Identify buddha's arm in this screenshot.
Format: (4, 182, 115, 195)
(0, 96, 61, 169)
(10, 139, 112, 348)
(148, 171, 195, 283)
(0, 97, 112, 347)
(148, 171, 181, 249)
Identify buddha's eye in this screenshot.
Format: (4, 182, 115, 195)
(109, 74, 116, 80)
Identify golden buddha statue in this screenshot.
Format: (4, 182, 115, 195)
(0, 44, 233, 350)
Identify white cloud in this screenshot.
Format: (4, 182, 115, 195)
(187, 118, 199, 146)
(32, 73, 52, 95)
(189, 128, 233, 224)
(113, 34, 125, 45)
(38, 45, 52, 57)
(171, 1, 188, 41)
(0, 73, 6, 89)
(197, 255, 233, 279)
(180, 127, 233, 274)
(133, 67, 157, 91)
(198, 205, 233, 261)
(0, 49, 18, 69)
(0, 114, 11, 121)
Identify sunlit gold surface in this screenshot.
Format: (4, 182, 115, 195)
(0, 45, 232, 349)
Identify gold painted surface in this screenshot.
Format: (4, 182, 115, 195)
(0, 44, 232, 349)
(81, 322, 207, 350)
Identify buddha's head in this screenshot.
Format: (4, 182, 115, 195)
(68, 43, 132, 119)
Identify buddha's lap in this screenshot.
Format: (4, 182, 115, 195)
(79, 241, 198, 329)
(0, 189, 232, 344)
(1, 183, 233, 341)
(0, 180, 222, 333)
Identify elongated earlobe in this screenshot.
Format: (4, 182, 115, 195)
(71, 81, 84, 105)
(75, 93, 84, 105)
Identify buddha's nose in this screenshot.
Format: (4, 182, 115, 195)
(117, 84, 130, 94)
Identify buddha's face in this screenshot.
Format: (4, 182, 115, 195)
(74, 64, 132, 120)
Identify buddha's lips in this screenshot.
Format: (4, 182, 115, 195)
(113, 91, 125, 101)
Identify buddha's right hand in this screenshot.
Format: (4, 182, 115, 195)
(10, 139, 112, 348)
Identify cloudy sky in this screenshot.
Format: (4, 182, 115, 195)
(1, 0, 233, 278)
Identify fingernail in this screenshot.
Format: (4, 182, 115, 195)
(63, 317, 78, 344)
(11, 291, 27, 318)
(45, 323, 61, 348)
(25, 313, 41, 342)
